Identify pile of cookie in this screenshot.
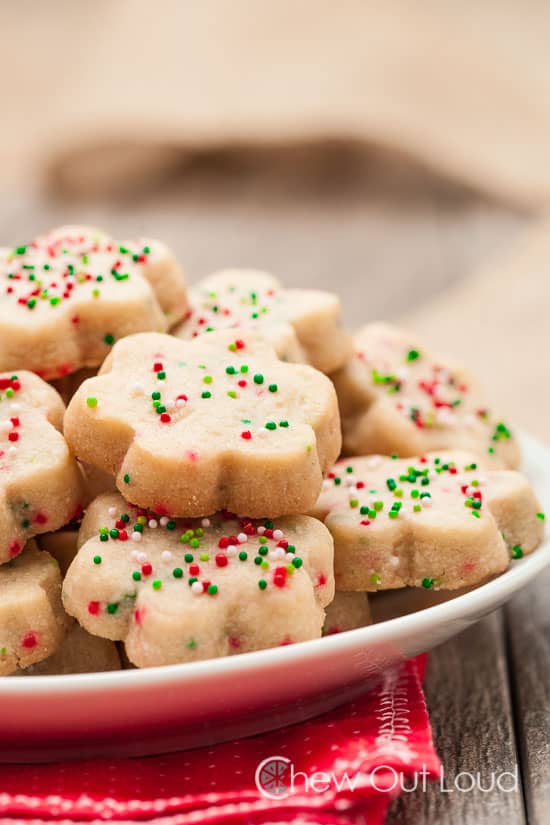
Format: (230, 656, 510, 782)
(0, 226, 545, 674)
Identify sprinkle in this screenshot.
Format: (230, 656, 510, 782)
(86, 397, 98, 408)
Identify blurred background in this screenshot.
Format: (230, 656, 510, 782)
(0, 0, 548, 439)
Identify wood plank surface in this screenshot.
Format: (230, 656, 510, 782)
(506, 566, 550, 825)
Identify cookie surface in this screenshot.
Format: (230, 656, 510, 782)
(0, 225, 188, 379)
(0, 371, 84, 564)
(311, 451, 545, 591)
(175, 269, 351, 373)
(332, 323, 520, 468)
(63, 492, 334, 668)
(0, 542, 67, 674)
(64, 330, 341, 517)
(323, 591, 371, 634)
(14, 623, 121, 676)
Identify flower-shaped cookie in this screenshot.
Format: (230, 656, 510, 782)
(64, 330, 341, 517)
(0, 371, 84, 564)
(62, 492, 335, 667)
(332, 323, 520, 468)
(311, 451, 545, 591)
(174, 269, 352, 374)
(323, 591, 371, 635)
(14, 624, 121, 676)
(0, 225, 188, 379)
(0, 542, 68, 675)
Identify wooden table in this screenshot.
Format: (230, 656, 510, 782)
(1, 161, 547, 824)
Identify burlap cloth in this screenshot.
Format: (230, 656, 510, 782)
(2, 0, 550, 205)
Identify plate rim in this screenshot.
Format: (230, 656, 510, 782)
(1, 430, 548, 695)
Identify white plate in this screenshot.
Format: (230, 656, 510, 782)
(1, 433, 548, 762)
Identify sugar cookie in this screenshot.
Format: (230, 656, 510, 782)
(62, 492, 335, 667)
(0, 542, 67, 674)
(332, 323, 520, 467)
(174, 269, 351, 373)
(0, 371, 84, 564)
(64, 330, 341, 517)
(0, 225, 188, 379)
(311, 451, 544, 591)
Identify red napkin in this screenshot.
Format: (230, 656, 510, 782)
(0, 655, 439, 824)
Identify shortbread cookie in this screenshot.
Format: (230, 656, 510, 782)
(332, 323, 520, 468)
(0, 371, 84, 564)
(15, 623, 121, 676)
(0, 542, 68, 674)
(64, 330, 341, 517)
(63, 492, 335, 667)
(311, 451, 544, 591)
(323, 591, 371, 634)
(174, 269, 352, 374)
(38, 528, 79, 575)
(0, 225, 188, 380)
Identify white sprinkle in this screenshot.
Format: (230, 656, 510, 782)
(256, 428, 269, 437)
(137, 551, 147, 564)
(422, 498, 432, 508)
(237, 532, 247, 543)
(202, 518, 211, 527)
(132, 383, 144, 395)
(9, 403, 21, 412)
(272, 529, 283, 541)
(159, 516, 169, 527)
(165, 399, 175, 410)
(148, 519, 158, 529)
(390, 555, 399, 567)
(161, 550, 172, 562)
(366, 456, 383, 469)
(227, 545, 237, 557)
(131, 531, 142, 542)
(274, 547, 285, 560)
(285, 552, 295, 562)
(257, 526, 265, 535)
(0, 419, 13, 432)
(345, 477, 355, 487)
(8, 445, 17, 455)
(191, 581, 203, 594)
(176, 398, 187, 408)
(322, 479, 331, 489)
(108, 506, 117, 517)
(131, 549, 141, 560)
(466, 486, 476, 496)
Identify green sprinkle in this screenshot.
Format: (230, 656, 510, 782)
(203, 375, 213, 384)
(173, 567, 183, 578)
(93, 555, 102, 565)
(132, 571, 141, 581)
(239, 551, 248, 561)
(107, 603, 119, 615)
(152, 580, 162, 590)
(123, 473, 130, 484)
(268, 384, 278, 393)
(279, 420, 289, 427)
(265, 421, 277, 430)
(258, 579, 267, 590)
(421, 578, 434, 589)
(152, 391, 161, 400)
(512, 545, 523, 559)
(292, 557, 303, 568)
(407, 349, 420, 362)
(207, 584, 218, 595)
(537, 512, 545, 520)
(253, 374, 264, 385)
(201, 391, 212, 399)
(86, 396, 98, 408)
(103, 333, 115, 345)
(370, 573, 381, 586)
